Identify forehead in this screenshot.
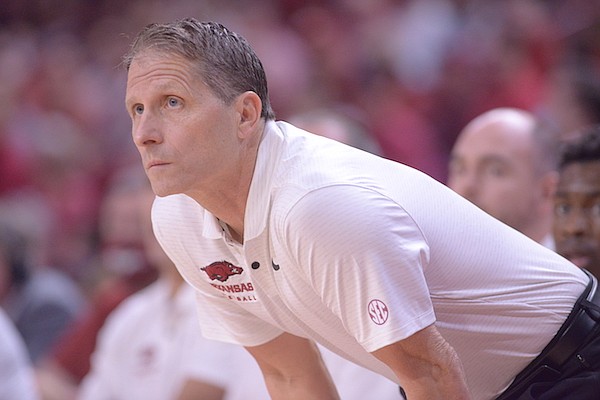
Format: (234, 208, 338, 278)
(453, 122, 534, 167)
(451, 125, 535, 171)
(558, 161, 600, 192)
(126, 51, 200, 94)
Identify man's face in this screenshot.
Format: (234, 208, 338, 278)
(125, 51, 240, 198)
(448, 123, 541, 233)
(553, 161, 600, 276)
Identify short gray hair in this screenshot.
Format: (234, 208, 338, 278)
(123, 18, 275, 120)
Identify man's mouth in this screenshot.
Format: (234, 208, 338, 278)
(147, 160, 168, 169)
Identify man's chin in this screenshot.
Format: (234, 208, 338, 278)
(149, 184, 179, 198)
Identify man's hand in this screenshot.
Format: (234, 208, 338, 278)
(245, 333, 340, 400)
(373, 324, 472, 400)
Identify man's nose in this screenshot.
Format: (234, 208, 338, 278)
(562, 209, 590, 238)
(132, 113, 162, 147)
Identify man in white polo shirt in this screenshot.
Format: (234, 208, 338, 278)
(124, 19, 599, 400)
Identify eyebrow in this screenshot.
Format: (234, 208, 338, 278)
(477, 154, 512, 165)
(449, 153, 512, 168)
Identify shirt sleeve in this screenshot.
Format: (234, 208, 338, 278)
(281, 184, 436, 351)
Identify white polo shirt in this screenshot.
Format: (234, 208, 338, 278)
(152, 120, 588, 400)
(78, 281, 258, 400)
(0, 308, 39, 400)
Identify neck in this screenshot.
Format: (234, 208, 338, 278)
(186, 122, 265, 243)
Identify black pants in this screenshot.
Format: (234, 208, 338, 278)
(497, 270, 600, 400)
(506, 333, 600, 399)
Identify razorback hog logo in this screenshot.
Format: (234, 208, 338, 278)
(201, 261, 243, 282)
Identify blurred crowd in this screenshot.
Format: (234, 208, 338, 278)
(1, 0, 600, 276)
(0, 0, 599, 398)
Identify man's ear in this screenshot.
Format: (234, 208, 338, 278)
(236, 91, 263, 139)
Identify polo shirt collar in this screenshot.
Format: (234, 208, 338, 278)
(243, 120, 284, 241)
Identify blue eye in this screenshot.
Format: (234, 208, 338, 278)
(134, 104, 144, 115)
(167, 97, 180, 107)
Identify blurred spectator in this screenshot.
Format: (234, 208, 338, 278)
(553, 125, 600, 278)
(541, 0, 600, 136)
(543, 62, 600, 138)
(35, 165, 157, 400)
(0, 217, 86, 363)
(448, 108, 559, 247)
(362, 82, 448, 181)
(0, 306, 40, 400)
(0, 0, 597, 187)
(376, 0, 459, 94)
(14, 110, 103, 277)
(77, 186, 264, 400)
(288, 107, 381, 155)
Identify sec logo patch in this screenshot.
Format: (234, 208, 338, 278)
(368, 299, 389, 325)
